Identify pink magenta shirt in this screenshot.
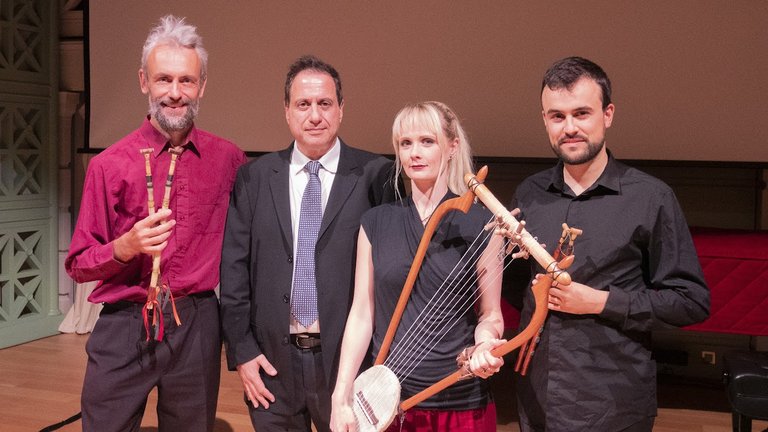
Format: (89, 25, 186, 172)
(66, 118, 246, 303)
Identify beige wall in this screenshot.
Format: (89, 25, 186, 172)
(89, 1, 768, 163)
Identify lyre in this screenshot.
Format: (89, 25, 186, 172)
(350, 166, 579, 430)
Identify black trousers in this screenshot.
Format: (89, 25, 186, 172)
(81, 292, 221, 432)
(247, 344, 332, 432)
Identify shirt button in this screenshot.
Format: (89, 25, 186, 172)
(283, 294, 289, 303)
(282, 335, 289, 345)
(287, 256, 293, 263)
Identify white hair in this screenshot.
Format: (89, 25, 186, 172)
(141, 15, 208, 80)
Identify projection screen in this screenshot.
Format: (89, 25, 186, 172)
(88, 1, 768, 162)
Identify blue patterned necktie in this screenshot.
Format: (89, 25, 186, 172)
(292, 160, 322, 327)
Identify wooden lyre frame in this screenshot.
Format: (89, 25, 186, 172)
(373, 165, 575, 412)
(514, 222, 582, 376)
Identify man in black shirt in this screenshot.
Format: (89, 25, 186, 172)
(510, 56, 710, 432)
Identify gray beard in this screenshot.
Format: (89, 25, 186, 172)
(554, 139, 604, 165)
(149, 98, 199, 132)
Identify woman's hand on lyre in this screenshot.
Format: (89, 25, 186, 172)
(535, 273, 609, 315)
(468, 339, 506, 379)
(330, 392, 358, 432)
(236, 354, 277, 409)
(113, 208, 176, 262)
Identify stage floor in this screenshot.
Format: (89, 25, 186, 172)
(1, 333, 765, 432)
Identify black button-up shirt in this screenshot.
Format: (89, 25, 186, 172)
(510, 153, 709, 431)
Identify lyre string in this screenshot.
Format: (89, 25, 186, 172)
(391, 232, 515, 378)
(356, 213, 493, 407)
(394, 235, 517, 385)
(361, 214, 521, 410)
(383, 216, 494, 373)
(362, 218, 514, 412)
(362, 232, 520, 412)
(359, 216, 498, 410)
(389, 241, 496, 382)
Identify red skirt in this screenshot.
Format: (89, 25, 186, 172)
(385, 403, 497, 432)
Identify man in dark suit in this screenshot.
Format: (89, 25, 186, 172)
(220, 55, 398, 431)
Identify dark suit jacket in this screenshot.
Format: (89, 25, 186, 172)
(220, 140, 397, 414)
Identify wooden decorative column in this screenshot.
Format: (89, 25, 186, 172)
(0, 0, 60, 348)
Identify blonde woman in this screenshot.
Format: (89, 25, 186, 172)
(331, 102, 505, 431)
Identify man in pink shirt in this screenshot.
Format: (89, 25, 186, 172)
(66, 15, 245, 432)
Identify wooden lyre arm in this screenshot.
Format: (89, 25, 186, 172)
(467, 166, 571, 286)
(374, 169, 488, 366)
(399, 165, 574, 411)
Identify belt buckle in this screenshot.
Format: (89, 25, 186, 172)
(294, 333, 319, 350)
(294, 333, 311, 349)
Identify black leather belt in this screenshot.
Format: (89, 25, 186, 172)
(103, 290, 216, 313)
(291, 333, 321, 350)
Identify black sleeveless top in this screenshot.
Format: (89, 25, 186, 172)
(361, 193, 493, 410)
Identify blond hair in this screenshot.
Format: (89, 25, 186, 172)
(391, 101, 473, 198)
